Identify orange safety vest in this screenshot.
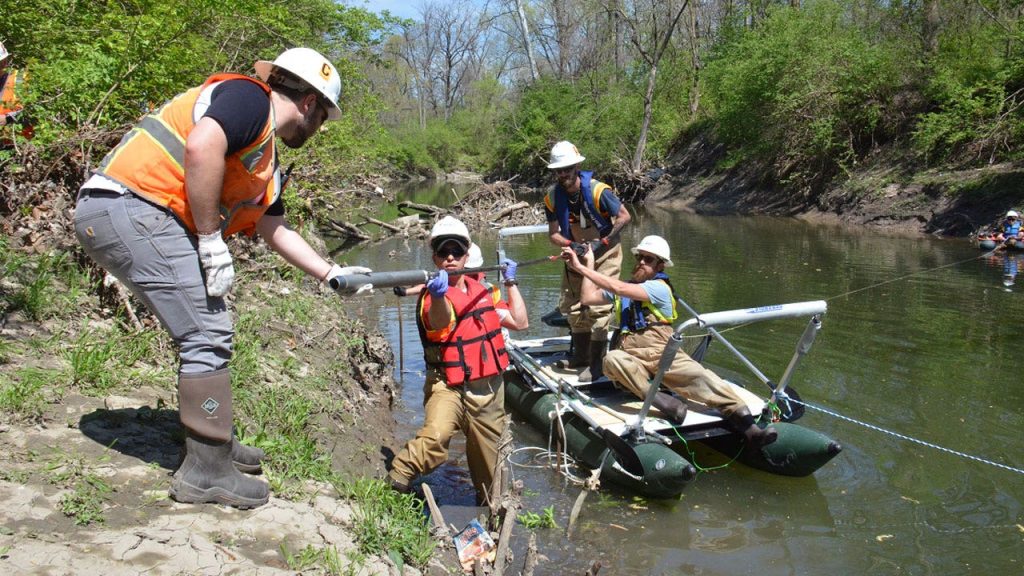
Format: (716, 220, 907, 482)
(96, 73, 278, 237)
(416, 277, 509, 385)
(0, 69, 33, 140)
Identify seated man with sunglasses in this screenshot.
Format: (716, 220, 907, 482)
(389, 216, 529, 504)
(561, 235, 778, 448)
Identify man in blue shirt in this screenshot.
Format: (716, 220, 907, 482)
(544, 141, 631, 382)
(562, 235, 778, 447)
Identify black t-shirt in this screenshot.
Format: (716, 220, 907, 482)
(203, 79, 284, 216)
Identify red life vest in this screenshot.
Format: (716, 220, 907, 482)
(416, 277, 509, 385)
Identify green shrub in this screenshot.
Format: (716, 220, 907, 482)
(703, 1, 912, 186)
(913, 22, 1024, 164)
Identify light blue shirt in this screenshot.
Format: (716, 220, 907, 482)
(602, 278, 674, 317)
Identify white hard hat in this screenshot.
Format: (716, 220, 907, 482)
(1007, 210, 1019, 218)
(466, 243, 484, 268)
(547, 141, 586, 169)
(255, 48, 342, 121)
(0, 41, 9, 63)
(631, 235, 673, 267)
(430, 216, 471, 250)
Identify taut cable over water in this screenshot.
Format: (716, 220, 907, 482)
(795, 246, 1024, 476)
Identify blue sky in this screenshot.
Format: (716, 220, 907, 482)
(356, 0, 421, 21)
(356, 0, 490, 22)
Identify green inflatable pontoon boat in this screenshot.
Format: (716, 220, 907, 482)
(502, 301, 843, 499)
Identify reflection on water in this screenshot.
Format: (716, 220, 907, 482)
(337, 203, 1024, 575)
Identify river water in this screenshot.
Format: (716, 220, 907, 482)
(336, 187, 1023, 575)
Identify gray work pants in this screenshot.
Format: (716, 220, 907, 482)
(73, 189, 232, 374)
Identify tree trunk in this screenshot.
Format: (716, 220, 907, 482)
(515, 0, 540, 81)
(686, 0, 701, 115)
(922, 0, 940, 56)
(631, 62, 658, 173)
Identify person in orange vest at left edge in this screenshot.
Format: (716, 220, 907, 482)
(0, 40, 34, 147)
(73, 48, 374, 510)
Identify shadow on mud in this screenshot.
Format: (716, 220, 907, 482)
(78, 404, 182, 471)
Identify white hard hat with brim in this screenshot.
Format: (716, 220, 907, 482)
(631, 235, 673, 267)
(256, 47, 342, 121)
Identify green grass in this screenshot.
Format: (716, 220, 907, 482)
(517, 505, 558, 530)
(337, 477, 435, 569)
(2, 248, 93, 322)
(0, 367, 59, 420)
(63, 324, 163, 396)
(281, 543, 350, 575)
(46, 451, 113, 526)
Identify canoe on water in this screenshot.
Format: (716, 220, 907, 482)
(501, 302, 844, 499)
(978, 236, 1024, 251)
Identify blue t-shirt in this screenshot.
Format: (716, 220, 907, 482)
(544, 183, 623, 226)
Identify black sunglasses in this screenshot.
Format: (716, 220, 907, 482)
(435, 245, 467, 259)
(636, 254, 661, 266)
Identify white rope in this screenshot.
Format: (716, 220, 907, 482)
(792, 399, 1024, 475)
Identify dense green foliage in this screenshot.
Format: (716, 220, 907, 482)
(5, 1, 1020, 196)
(913, 14, 1024, 164)
(368, 0, 1023, 198)
(703, 1, 915, 187)
(2, 0, 396, 181)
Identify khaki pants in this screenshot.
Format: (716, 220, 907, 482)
(603, 328, 746, 416)
(390, 372, 505, 500)
(559, 243, 622, 337)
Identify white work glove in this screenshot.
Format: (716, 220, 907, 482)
(327, 264, 375, 296)
(197, 232, 235, 297)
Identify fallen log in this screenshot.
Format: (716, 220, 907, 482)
(397, 200, 444, 215)
(327, 218, 370, 240)
(491, 480, 522, 576)
(489, 201, 530, 222)
(361, 215, 404, 233)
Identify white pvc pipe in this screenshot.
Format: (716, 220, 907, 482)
(676, 300, 827, 332)
(498, 224, 549, 238)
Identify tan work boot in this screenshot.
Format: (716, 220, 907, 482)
(172, 369, 269, 508)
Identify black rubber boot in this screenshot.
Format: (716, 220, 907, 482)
(554, 332, 590, 370)
(652, 392, 688, 423)
(177, 434, 265, 474)
(231, 438, 265, 474)
(170, 434, 270, 509)
(730, 407, 778, 448)
(173, 369, 268, 508)
(578, 339, 607, 383)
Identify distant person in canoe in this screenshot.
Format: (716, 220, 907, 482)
(994, 210, 1023, 245)
(388, 217, 528, 504)
(544, 140, 631, 383)
(562, 235, 779, 448)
